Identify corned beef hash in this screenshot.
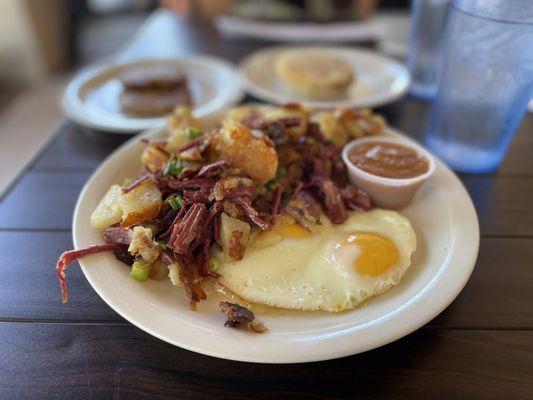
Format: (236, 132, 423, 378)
(56, 104, 418, 331)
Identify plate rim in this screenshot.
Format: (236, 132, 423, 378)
(62, 56, 245, 134)
(72, 125, 479, 363)
(239, 45, 411, 109)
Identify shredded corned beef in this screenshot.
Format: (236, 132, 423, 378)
(122, 175, 151, 193)
(168, 178, 217, 190)
(271, 187, 282, 219)
(159, 205, 187, 239)
(179, 256, 207, 309)
(341, 185, 372, 212)
(195, 160, 227, 179)
(310, 178, 348, 224)
(103, 226, 132, 244)
(56, 243, 128, 303)
(179, 133, 210, 152)
(233, 197, 270, 230)
(183, 187, 212, 203)
(168, 203, 207, 253)
(113, 247, 135, 266)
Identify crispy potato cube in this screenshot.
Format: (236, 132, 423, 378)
(120, 179, 162, 227)
(141, 144, 170, 173)
(165, 107, 202, 152)
(263, 106, 308, 137)
(213, 121, 278, 185)
(310, 111, 349, 146)
(224, 105, 261, 124)
(128, 226, 160, 263)
(218, 212, 251, 262)
(167, 106, 200, 133)
(338, 108, 386, 138)
(90, 185, 123, 229)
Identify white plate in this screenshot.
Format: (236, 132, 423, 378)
(72, 122, 478, 363)
(239, 46, 410, 109)
(63, 57, 244, 134)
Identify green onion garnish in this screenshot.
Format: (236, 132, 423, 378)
(276, 166, 287, 179)
(315, 218, 322, 226)
(175, 194, 183, 209)
(131, 261, 150, 282)
(163, 156, 184, 177)
(168, 197, 179, 210)
(186, 127, 203, 139)
(156, 240, 167, 251)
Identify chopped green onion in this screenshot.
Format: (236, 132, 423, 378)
(131, 261, 150, 282)
(186, 127, 203, 139)
(167, 194, 183, 210)
(315, 218, 322, 226)
(208, 256, 220, 271)
(167, 197, 179, 210)
(276, 166, 287, 179)
(156, 240, 167, 251)
(175, 194, 183, 209)
(163, 156, 184, 177)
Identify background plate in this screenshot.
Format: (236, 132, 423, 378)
(72, 123, 478, 363)
(63, 57, 244, 134)
(239, 46, 410, 109)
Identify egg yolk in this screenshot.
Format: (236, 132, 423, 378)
(337, 232, 399, 276)
(276, 222, 311, 238)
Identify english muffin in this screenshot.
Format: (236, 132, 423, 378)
(275, 49, 354, 99)
(119, 89, 191, 117)
(119, 66, 187, 91)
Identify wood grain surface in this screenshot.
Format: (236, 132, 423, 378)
(0, 10, 531, 400)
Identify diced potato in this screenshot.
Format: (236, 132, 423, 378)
(310, 111, 349, 146)
(263, 106, 308, 137)
(141, 144, 170, 173)
(167, 106, 201, 133)
(224, 105, 261, 124)
(165, 132, 189, 153)
(213, 121, 278, 185)
(218, 212, 251, 262)
(165, 107, 201, 152)
(168, 262, 183, 287)
(120, 179, 162, 227)
(128, 226, 160, 263)
(338, 108, 386, 138)
(90, 185, 123, 229)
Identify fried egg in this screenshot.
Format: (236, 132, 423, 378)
(217, 209, 416, 312)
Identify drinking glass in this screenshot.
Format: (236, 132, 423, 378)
(406, 0, 451, 99)
(426, 0, 533, 173)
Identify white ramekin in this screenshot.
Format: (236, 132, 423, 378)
(341, 135, 436, 209)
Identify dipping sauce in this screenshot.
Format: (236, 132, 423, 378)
(349, 141, 429, 179)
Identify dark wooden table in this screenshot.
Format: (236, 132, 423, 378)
(1, 11, 532, 400)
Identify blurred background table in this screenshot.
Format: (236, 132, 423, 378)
(0, 7, 532, 400)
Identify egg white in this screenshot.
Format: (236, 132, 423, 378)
(217, 209, 417, 312)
